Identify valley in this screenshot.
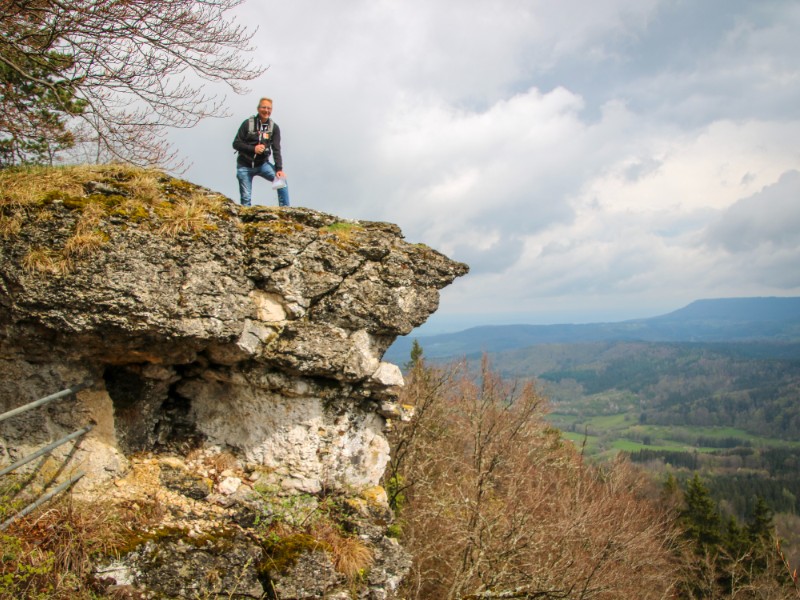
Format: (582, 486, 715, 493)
(390, 297, 800, 563)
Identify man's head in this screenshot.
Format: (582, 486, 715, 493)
(257, 98, 273, 122)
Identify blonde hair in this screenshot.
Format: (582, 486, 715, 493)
(257, 97, 273, 107)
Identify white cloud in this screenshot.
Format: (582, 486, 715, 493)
(172, 0, 800, 329)
(433, 116, 800, 318)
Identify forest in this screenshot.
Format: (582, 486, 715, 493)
(630, 446, 800, 516)
(411, 336, 800, 578)
(487, 340, 800, 439)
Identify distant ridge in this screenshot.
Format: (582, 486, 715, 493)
(653, 297, 800, 322)
(385, 297, 800, 362)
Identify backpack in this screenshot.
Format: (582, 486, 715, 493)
(235, 117, 275, 159)
(247, 116, 274, 140)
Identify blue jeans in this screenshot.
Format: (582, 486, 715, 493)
(236, 162, 290, 207)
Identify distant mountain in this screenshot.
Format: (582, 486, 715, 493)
(651, 297, 800, 323)
(385, 297, 800, 363)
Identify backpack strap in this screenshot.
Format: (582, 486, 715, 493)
(248, 117, 274, 139)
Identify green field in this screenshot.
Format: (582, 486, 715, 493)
(549, 412, 800, 458)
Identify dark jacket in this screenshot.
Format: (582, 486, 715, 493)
(232, 117, 283, 171)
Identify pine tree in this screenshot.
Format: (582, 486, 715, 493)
(724, 514, 749, 558)
(681, 473, 722, 550)
(404, 339, 424, 371)
(745, 495, 775, 575)
(747, 495, 774, 544)
(0, 39, 85, 166)
(1, 0, 262, 167)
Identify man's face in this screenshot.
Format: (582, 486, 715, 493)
(257, 101, 272, 121)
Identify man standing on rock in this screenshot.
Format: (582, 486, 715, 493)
(232, 97, 290, 207)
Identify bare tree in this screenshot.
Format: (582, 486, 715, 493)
(388, 356, 684, 600)
(0, 0, 263, 167)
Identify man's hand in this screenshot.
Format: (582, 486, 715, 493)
(255, 144, 266, 154)
(276, 170, 286, 178)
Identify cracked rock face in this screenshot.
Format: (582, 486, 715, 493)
(0, 182, 467, 494)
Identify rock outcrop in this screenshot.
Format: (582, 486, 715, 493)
(0, 165, 468, 599)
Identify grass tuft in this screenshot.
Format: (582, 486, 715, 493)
(126, 171, 162, 204)
(0, 214, 22, 238)
(320, 221, 364, 247)
(312, 521, 373, 579)
(0, 165, 87, 208)
(157, 192, 222, 237)
(64, 231, 108, 258)
(0, 495, 145, 599)
(21, 248, 71, 275)
(254, 488, 374, 582)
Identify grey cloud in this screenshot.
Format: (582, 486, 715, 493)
(623, 157, 663, 182)
(448, 235, 525, 275)
(750, 252, 800, 288)
(464, 187, 576, 239)
(537, 0, 800, 125)
(705, 170, 800, 252)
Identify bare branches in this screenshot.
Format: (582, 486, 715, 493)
(389, 356, 684, 600)
(0, 0, 264, 167)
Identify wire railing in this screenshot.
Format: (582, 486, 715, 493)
(0, 382, 94, 531)
(0, 381, 93, 423)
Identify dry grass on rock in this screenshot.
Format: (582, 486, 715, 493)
(0, 164, 233, 275)
(0, 494, 147, 600)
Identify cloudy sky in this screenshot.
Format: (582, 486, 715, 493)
(170, 0, 800, 333)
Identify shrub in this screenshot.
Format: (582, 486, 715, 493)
(388, 356, 684, 600)
(0, 495, 134, 599)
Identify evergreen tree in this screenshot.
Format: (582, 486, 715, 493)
(662, 472, 679, 496)
(404, 339, 424, 371)
(681, 473, 722, 550)
(723, 514, 749, 559)
(747, 495, 774, 544)
(1, 0, 262, 167)
(746, 496, 775, 575)
(0, 25, 85, 166)
(677, 478, 792, 596)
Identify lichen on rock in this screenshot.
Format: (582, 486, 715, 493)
(0, 165, 466, 598)
(0, 165, 467, 493)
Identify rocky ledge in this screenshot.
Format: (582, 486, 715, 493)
(0, 165, 468, 599)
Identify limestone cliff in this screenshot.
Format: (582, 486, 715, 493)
(0, 165, 468, 599)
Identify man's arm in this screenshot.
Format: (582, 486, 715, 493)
(232, 120, 255, 154)
(271, 123, 283, 173)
